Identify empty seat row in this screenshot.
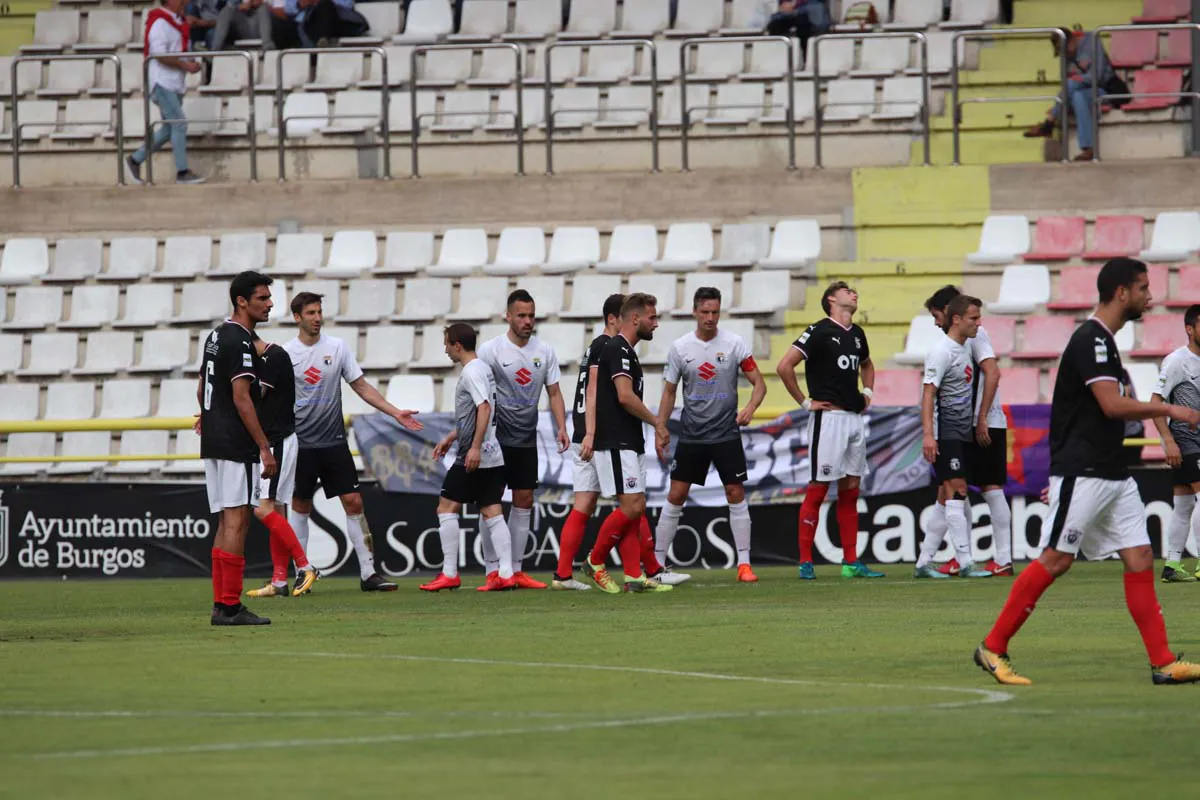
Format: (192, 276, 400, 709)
(1109, 28, 1194, 68)
(968, 211, 1200, 266)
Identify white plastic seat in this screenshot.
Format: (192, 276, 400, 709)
(884, 0, 943, 30)
(674, 272, 734, 316)
(130, 328, 192, 373)
(670, 0, 724, 37)
(211, 232, 267, 276)
(412, 323, 453, 367)
(712, 223, 771, 268)
(157, 378, 200, 417)
(628, 274, 678, 314)
(106, 98, 159, 143)
(395, 277, 453, 321)
(39, 60, 97, 98)
(532, 43, 582, 85)
(468, 46, 522, 87)
(290, 280, 341, 316)
(99, 236, 157, 282)
(417, 48, 472, 87)
(0, 237, 50, 284)
(0, 56, 43, 97)
(576, 45, 636, 86)
(536, 322, 586, 364)
(657, 84, 710, 127)
(3, 286, 63, 330)
(320, 90, 382, 134)
(50, 99, 111, 140)
(487, 87, 544, 131)
(852, 38, 911, 77)
(181, 95, 220, 137)
(319, 230, 378, 277)
(22, 9, 81, 52)
(615, 0, 670, 37)
(968, 215, 1031, 265)
(387, 89, 438, 133)
(0, 384, 39, 421)
(631, 39, 682, 83)
(562, 274, 622, 318)
(386, 374, 436, 413)
(1141, 211, 1200, 262)
(808, 38, 855, 77)
(266, 280, 290, 325)
(10, 100, 58, 142)
(395, 0, 454, 43)
(544, 227, 601, 273)
(595, 85, 652, 129)
(893, 315, 944, 365)
(0, 333, 21, 373)
(872, 76, 924, 120)
(449, 0, 509, 41)
(278, 92, 328, 137)
(652, 223, 714, 272)
(378, 231, 435, 274)
(171, 282, 230, 324)
(520, 275, 564, 314)
(506, 0, 564, 41)
(640, 320, 691, 364)
(16, 334, 76, 376)
(341, 377, 377, 416)
(1127, 363, 1159, 403)
(439, 375, 458, 411)
(338, 278, 397, 322)
(431, 90, 491, 132)
(106, 429, 170, 474)
(45, 237, 102, 282)
(823, 78, 875, 121)
(447, 276, 508, 320)
(723, 0, 768, 34)
(757, 219, 821, 271)
(113, 284, 174, 328)
(60, 284, 120, 330)
(485, 227, 545, 276)
(44, 380, 94, 419)
(199, 55, 252, 95)
(941, 0, 1000, 30)
(703, 82, 765, 126)
(153, 235, 212, 280)
(428, 228, 488, 277)
(360, 324, 415, 369)
(598, 224, 659, 273)
(346, 1, 404, 42)
(561, 0, 616, 39)
(691, 41, 746, 81)
(360, 45, 414, 88)
(912, 31, 961, 76)
(987, 265, 1051, 314)
(257, 51, 311, 92)
(93, 52, 143, 96)
(0, 433, 57, 477)
(308, 51, 365, 91)
(163, 431, 204, 475)
(744, 40, 800, 80)
(730, 271, 790, 314)
(99, 378, 151, 418)
(272, 232, 325, 276)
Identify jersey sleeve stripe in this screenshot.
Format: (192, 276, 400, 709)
(1084, 376, 1119, 386)
(611, 372, 632, 380)
(231, 371, 256, 382)
(792, 344, 807, 357)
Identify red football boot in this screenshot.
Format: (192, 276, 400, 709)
(419, 573, 462, 592)
(512, 571, 548, 589)
(937, 558, 961, 576)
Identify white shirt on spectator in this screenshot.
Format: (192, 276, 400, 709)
(147, 13, 188, 95)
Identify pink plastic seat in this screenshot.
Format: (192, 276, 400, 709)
(872, 368, 921, 407)
(981, 316, 1015, 355)
(1002, 367, 1042, 404)
(1166, 265, 1200, 308)
(1084, 216, 1144, 260)
(1047, 266, 1100, 310)
(1123, 68, 1183, 111)
(1109, 29, 1158, 68)
(1159, 29, 1193, 66)
(1025, 216, 1085, 261)
(1133, 0, 1190, 24)
(1149, 263, 1170, 303)
(1133, 313, 1185, 357)
(1013, 316, 1077, 360)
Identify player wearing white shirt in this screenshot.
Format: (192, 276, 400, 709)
(1150, 305, 1200, 582)
(653, 287, 767, 584)
(284, 291, 423, 592)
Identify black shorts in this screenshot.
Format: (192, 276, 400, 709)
(500, 445, 538, 491)
(1173, 453, 1200, 486)
(934, 439, 968, 483)
(294, 443, 360, 501)
(441, 464, 506, 507)
(966, 428, 1008, 488)
(670, 439, 748, 486)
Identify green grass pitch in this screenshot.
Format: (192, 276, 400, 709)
(2, 562, 1199, 799)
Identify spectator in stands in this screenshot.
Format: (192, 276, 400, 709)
(284, 0, 368, 48)
(1023, 27, 1121, 162)
(754, 1, 831, 57)
(127, 0, 206, 185)
(185, 0, 223, 50)
(264, 0, 300, 49)
(212, 0, 276, 51)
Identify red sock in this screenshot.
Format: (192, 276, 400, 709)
(837, 488, 860, 564)
(214, 548, 245, 607)
(639, 516, 662, 575)
(589, 509, 629, 567)
(1124, 569, 1175, 667)
(263, 511, 309, 569)
(556, 509, 589, 580)
(616, 523, 642, 579)
(268, 526, 290, 584)
(797, 483, 828, 563)
(210, 547, 223, 604)
(983, 560, 1055, 653)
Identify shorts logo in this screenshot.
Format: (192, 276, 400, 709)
(821, 465, 832, 477)
(625, 477, 637, 489)
(514, 367, 533, 387)
(949, 458, 961, 471)
(697, 362, 717, 382)
(1065, 528, 1081, 544)
(303, 366, 322, 385)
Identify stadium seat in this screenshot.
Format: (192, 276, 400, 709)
(893, 315, 941, 365)
(576, 45, 637, 86)
(1141, 211, 1200, 261)
(712, 223, 772, 269)
(0, 332, 21, 373)
(614, 0, 670, 37)
(704, 82, 766, 126)
(987, 265, 1050, 314)
(598, 224, 660, 273)
(872, 368, 921, 406)
(484, 227, 546, 276)
(163, 432, 204, 475)
(1127, 362, 1160, 403)
(395, 0, 454, 43)
(417, 48, 472, 88)
(395, 277, 453, 321)
(1123, 68, 1183, 111)
(981, 316, 1015, 356)
(44, 380, 95, 419)
(691, 41, 747, 82)
(72, 330, 134, 375)
(723, 0, 767, 34)
(55, 99, 114, 140)
(171, 282, 230, 325)
(45, 237, 103, 282)
(1013, 316, 1076, 360)
(659, 84, 713, 128)
(211, 232, 267, 276)
(438, 374, 458, 411)
(130, 329, 192, 373)
(675, 271, 733, 316)
(1047, 266, 1100, 311)
(1025, 216, 1084, 261)
(545, 86, 600, 129)
(632, 39, 684, 84)
(272, 232, 325, 276)
(290, 280, 340, 316)
(757, 219, 821, 271)
(0, 237, 50, 285)
(359, 45, 414, 88)
(109, 98, 161, 144)
(808, 39, 855, 78)
(853, 38, 911, 77)
(319, 230, 378, 278)
(1150, 263, 1170, 302)
(430, 90, 490, 132)
(1002, 367, 1042, 404)
(1110, 29, 1158, 68)
(99, 379, 151, 418)
(871, 76, 924, 120)
(200, 56, 252, 95)
(506, 0, 564, 40)
(321, 90, 382, 134)
(344, 1, 404, 43)
(427, 228, 488, 277)
(544, 227, 601, 273)
(562, 274, 622, 318)
(338, 278, 397, 322)
(671, 0, 724, 36)
(883, 0, 943, 30)
(278, 92, 328, 137)
(386, 374, 436, 413)
(730, 271, 790, 314)
(1159, 29, 1193, 66)
(1133, 0, 1191, 23)
(361, 324, 415, 369)
(448, 277, 508, 321)
(968, 215, 1030, 265)
(597, 88, 653, 130)
(940, 0, 1000, 29)
(39, 60, 97, 99)
(61, 284, 120, 329)
(653, 223, 713, 272)
(1133, 314, 1184, 357)
(93, 53, 143, 96)
(487, 87, 543, 131)
(266, 280, 290, 325)
(743, 39, 799, 80)
(105, 430, 170, 475)
(914, 31, 962, 76)
(768, 80, 816, 124)
(411, 324, 453, 367)
(467, 47, 521, 88)
(156, 379, 198, 417)
(308, 52, 365, 92)
(0, 56, 43, 98)
(561, 0, 617, 39)
(4, 286, 64, 330)
(180, 96, 221, 138)
(0, 384, 39, 421)
(1084, 216, 1144, 260)
(531, 42, 582, 85)
(377, 231, 435, 275)
(21, 9, 81, 52)
(537, 322, 586, 364)
(1168, 265, 1200, 307)
(641, 320, 692, 364)
(322, 326, 359, 356)
(520, 275, 565, 315)
(449, 0, 508, 41)
(153, 235, 212, 280)
(0, 433, 57, 477)
(628, 274, 679, 314)
(113, 284, 174, 328)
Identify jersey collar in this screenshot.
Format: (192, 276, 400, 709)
(825, 316, 853, 332)
(1087, 315, 1115, 338)
(223, 318, 252, 335)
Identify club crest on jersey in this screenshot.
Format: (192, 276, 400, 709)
(532, 356, 542, 368)
(716, 352, 726, 363)
(323, 354, 333, 365)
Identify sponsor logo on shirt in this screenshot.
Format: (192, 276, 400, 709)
(621, 358, 631, 370)
(303, 366, 322, 385)
(1094, 337, 1108, 363)
(515, 367, 533, 387)
(242, 354, 253, 367)
(697, 362, 717, 382)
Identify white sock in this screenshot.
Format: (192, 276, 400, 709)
(289, 509, 310, 552)
(983, 489, 1012, 567)
(729, 500, 752, 566)
(483, 515, 513, 579)
(508, 506, 532, 573)
(345, 512, 375, 580)
(946, 498, 971, 566)
(654, 502, 684, 565)
(1167, 493, 1196, 563)
(437, 513, 460, 578)
(916, 502, 947, 568)
(479, 523, 500, 574)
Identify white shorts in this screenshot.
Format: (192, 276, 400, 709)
(570, 442, 601, 494)
(807, 409, 868, 483)
(260, 433, 298, 506)
(594, 449, 646, 498)
(1039, 475, 1150, 560)
(204, 459, 262, 514)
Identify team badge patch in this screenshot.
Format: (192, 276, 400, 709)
(949, 458, 961, 471)
(626, 477, 637, 489)
(324, 354, 333, 365)
(242, 354, 253, 367)
(1094, 337, 1108, 363)
(621, 358, 631, 370)
(532, 356, 542, 368)
(821, 465, 832, 477)
(716, 352, 726, 363)
(1065, 528, 1081, 545)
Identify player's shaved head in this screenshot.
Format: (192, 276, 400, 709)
(507, 289, 534, 308)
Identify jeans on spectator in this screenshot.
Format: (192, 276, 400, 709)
(1049, 83, 1105, 149)
(132, 85, 189, 174)
(296, 0, 369, 47)
(213, 3, 276, 50)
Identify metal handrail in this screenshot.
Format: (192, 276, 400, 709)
(951, 27, 1069, 165)
(546, 38, 657, 175)
(411, 42, 522, 177)
(411, 108, 522, 176)
(141, 49, 257, 185)
(1091, 23, 1200, 161)
(680, 35, 794, 171)
(812, 31, 928, 168)
(11, 53, 123, 188)
(277, 46, 387, 181)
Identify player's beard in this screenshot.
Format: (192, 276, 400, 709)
(1123, 304, 1145, 322)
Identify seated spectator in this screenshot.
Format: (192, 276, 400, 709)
(185, 0, 223, 50)
(264, 0, 301, 49)
(284, 0, 368, 48)
(1023, 27, 1126, 162)
(212, 0, 276, 51)
(752, 1, 831, 57)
